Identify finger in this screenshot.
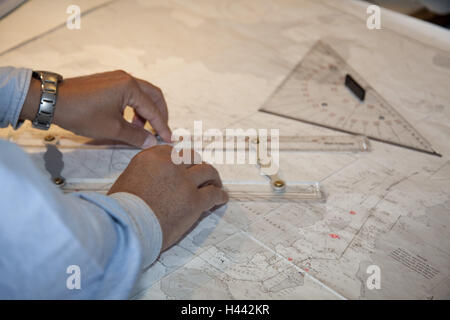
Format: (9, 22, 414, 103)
(197, 185, 229, 212)
(187, 163, 222, 188)
(118, 120, 157, 149)
(128, 88, 172, 143)
(136, 79, 169, 123)
(132, 112, 146, 127)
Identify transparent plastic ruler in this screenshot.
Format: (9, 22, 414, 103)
(225, 181, 324, 202)
(61, 179, 325, 203)
(7, 128, 326, 202)
(259, 40, 440, 157)
(6, 129, 370, 153)
(258, 135, 369, 152)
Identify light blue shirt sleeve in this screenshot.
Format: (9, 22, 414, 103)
(0, 67, 163, 299)
(0, 66, 32, 128)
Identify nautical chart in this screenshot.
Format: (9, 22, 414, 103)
(1, 0, 449, 300)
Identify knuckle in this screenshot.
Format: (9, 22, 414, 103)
(150, 145, 174, 161)
(115, 69, 130, 78)
(133, 145, 170, 163)
(222, 189, 229, 202)
(155, 144, 173, 154)
(132, 149, 150, 163)
(147, 82, 163, 95)
(127, 77, 139, 89)
(155, 86, 163, 95)
(115, 70, 137, 88)
(204, 163, 219, 177)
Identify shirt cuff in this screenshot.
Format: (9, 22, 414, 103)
(109, 192, 163, 268)
(0, 67, 32, 129)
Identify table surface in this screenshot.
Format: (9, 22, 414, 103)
(0, 0, 449, 299)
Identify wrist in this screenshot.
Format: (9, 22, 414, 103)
(20, 71, 64, 130)
(19, 77, 41, 122)
(109, 192, 163, 267)
(51, 80, 68, 128)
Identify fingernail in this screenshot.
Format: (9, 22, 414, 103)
(142, 135, 157, 149)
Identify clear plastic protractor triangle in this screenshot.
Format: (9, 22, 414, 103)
(260, 41, 439, 156)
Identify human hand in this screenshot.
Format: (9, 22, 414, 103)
(107, 145, 229, 251)
(21, 70, 171, 148)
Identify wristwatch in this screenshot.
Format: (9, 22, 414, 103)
(31, 70, 63, 130)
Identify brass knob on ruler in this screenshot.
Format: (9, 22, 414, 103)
(44, 135, 56, 142)
(53, 177, 66, 187)
(272, 179, 286, 192)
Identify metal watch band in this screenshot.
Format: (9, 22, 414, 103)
(32, 71, 63, 130)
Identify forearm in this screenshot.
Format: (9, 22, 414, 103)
(2, 67, 171, 148)
(0, 140, 162, 299)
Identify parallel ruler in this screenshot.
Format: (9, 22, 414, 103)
(62, 179, 325, 203)
(7, 130, 370, 153)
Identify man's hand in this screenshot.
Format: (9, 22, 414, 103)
(21, 70, 171, 148)
(108, 145, 229, 251)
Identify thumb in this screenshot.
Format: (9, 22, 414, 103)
(118, 121, 157, 149)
